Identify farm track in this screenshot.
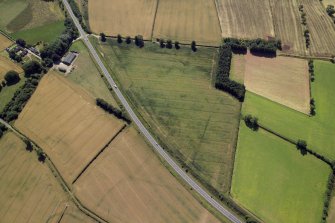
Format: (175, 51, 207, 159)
(62, 0, 243, 222)
(0, 118, 106, 223)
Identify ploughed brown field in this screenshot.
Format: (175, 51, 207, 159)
(215, 0, 275, 40)
(231, 53, 310, 114)
(15, 72, 125, 184)
(74, 127, 220, 223)
(88, 0, 157, 39)
(153, 0, 222, 46)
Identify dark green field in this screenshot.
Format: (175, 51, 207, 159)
(93, 38, 241, 193)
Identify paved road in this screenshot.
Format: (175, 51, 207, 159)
(62, 1, 243, 222)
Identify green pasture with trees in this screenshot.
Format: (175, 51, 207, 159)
(231, 122, 330, 223)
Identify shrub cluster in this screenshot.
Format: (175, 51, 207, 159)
(215, 45, 246, 101)
(326, 5, 335, 24)
(224, 38, 281, 56)
(310, 98, 316, 116)
(134, 35, 144, 48)
(40, 18, 79, 63)
(308, 60, 315, 81)
(96, 98, 131, 123)
(244, 115, 259, 131)
(298, 5, 310, 48)
(0, 71, 43, 122)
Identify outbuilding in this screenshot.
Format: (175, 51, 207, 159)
(61, 52, 77, 66)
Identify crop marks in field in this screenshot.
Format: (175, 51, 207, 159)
(88, 0, 157, 39)
(94, 40, 241, 194)
(153, 0, 222, 46)
(74, 127, 220, 223)
(15, 72, 125, 184)
(233, 53, 310, 114)
(215, 0, 275, 40)
(0, 132, 68, 222)
(269, 0, 307, 55)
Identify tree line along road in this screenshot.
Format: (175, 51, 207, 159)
(61, 1, 243, 222)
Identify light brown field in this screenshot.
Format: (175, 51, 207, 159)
(215, 0, 275, 39)
(153, 0, 222, 46)
(235, 53, 310, 114)
(327, 196, 335, 223)
(74, 127, 220, 223)
(88, 0, 157, 39)
(15, 72, 125, 184)
(0, 132, 69, 223)
(298, 0, 335, 56)
(269, 0, 307, 55)
(323, 0, 335, 6)
(0, 34, 12, 51)
(0, 56, 23, 81)
(60, 205, 96, 223)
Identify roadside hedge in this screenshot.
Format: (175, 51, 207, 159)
(214, 45, 246, 101)
(96, 98, 131, 123)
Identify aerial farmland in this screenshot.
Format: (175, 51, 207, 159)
(1, 0, 335, 223)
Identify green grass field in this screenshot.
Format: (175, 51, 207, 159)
(11, 20, 65, 45)
(242, 61, 335, 160)
(231, 122, 330, 223)
(0, 77, 25, 113)
(0, 0, 28, 31)
(67, 40, 119, 108)
(93, 38, 241, 193)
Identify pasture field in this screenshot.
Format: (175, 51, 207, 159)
(6, 0, 64, 33)
(242, 61, 335, 159)
(153, 0, 222, 46)
(0, 33, 13, 51)
(93, 39, 241, 194)
(298, 0, 335, 56)
(215, 0, 275, 39)
(0, 132, 69, 223)
(74, 127, 220, 223)
(238, 53, 310, 114)
(11, 20, 65, 45)
(68, 40, 119, 107)
(231, 122, 330, 223)
(269, 0, 307, 55)
(88, 0, 157, 39)
(0, 0, 28, 31)
(15, 72, 125, 184)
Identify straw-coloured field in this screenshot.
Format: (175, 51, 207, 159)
(237, 54, 310, 114)
(15, 72, 125, 184)
(0, 34, 12, 51)
(0, 56, 23, 81)
(215, 0, 275, 39)
(88, 0, 157, 39)
(153, 0, 222, 46)
(74, 127, 220, 223)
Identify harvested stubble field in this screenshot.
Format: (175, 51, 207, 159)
(0, 55, 23, 81)
(215, 0, 275, 39)
(60, 205, 96, 223)
(231, 122, 330, 223)
(93, 39, 241, 194)
(153, 0, 222, 46)
(232, 53, 310, 114)
(298, 0, 335, 56)
(15, 72, 125, 184)
(269, 0, 307, 55)
(88, 0, 157, 39)
(0, 132, 69, 223)
(0, 34, 12, 51)
(74, 127, 220, 223)
(242, 61, 335, 160)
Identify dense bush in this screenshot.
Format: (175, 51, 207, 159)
(96, 98, 131, 123)
(215, 45, 246, 101)
(125, 36, 131, 44)
(296, 139, 307, 155)
(22, 61, 42, 77)
(4, 71, 20, 85)
(191, 41, 197, 52)
(100, 33, 106, 42)
(244, 115, 259, 131)
(117, 34, 122, 43)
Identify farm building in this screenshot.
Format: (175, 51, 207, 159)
(61, 52, 77, 65)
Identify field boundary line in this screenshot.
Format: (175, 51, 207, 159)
(72, 124, 127, 184)
(0, 119, 108, 223)
(56, 205, 68, 223)
(150, 0, 160, 41)
(213, 0, 223, 36)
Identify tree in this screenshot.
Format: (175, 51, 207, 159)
(191, 41, 197, 52)
(134, 35, 144, 48)
(159, 39, 165, 48)
(16, 38, 26, 48)
(24, 139, 33, 152)
(244, 114, 259, 131)
(297, 140, 307, 155)
(125, 36, 131, 44)
(117, 34, 122, 43)
(22, 61, 42, 77)
(100, 33, 106, 42)
(326, 5, 335, 17)
(166, 39, 173, 49)
(4, 71, 20, 85)
(175, 41, 180, 49)
(43, 58, 53, 68)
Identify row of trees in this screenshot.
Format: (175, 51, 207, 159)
(322, 172, 335, 222)
(0, 61, 43, 122)
(65, 0, 90, 33)
(96, 98, 130, 123)
(214, 45, 246, 101)
(298, 5, 310, 48)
